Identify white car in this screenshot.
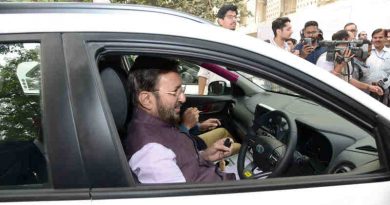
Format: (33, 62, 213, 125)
(0, 3, 390, 205)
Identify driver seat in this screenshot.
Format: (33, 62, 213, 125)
(99, 56, 132, 142)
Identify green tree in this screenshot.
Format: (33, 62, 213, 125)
(113, 0, 250, 23)
(0, 44, 41, 141)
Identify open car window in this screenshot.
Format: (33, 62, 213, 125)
(96, 52, 382, 185)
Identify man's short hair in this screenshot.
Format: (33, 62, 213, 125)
(372, 28, 386, 37)
(271, 17, 290, 36)
(304, 21, 318, 30)
(128, 56, 179, 105)
(286, 38, 297, 45)
(344, 22, 357, 30)
(216, 4, 238, 19)
(332, 30, 349, 40)
(317, 29, 324, 40)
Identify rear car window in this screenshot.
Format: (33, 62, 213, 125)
(0, 43, 47, 187)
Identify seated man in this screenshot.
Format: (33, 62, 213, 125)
(124, 56, 236, 183)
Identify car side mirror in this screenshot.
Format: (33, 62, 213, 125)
(16, 61, 40, 95)
(208, 81, 227, 95)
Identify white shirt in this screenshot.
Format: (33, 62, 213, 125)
(270, 38, 290, 51)
(316, 52, 353, 81)
(365, 47, 390, 85)
(316, 52, 334, 72)
(197, 67, 230, 94)
(129, 143, 186, 183)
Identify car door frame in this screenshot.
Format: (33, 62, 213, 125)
(0, 33, 91, 203)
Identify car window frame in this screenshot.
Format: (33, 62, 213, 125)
(78, 32, 390, 196)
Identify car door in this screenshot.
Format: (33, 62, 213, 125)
(0, 33, 91, 203)
(66, 32, 390, 204)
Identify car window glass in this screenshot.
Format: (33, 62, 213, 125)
(237, 71, 299, 96)
(179, 61, 231, 96)
(178, 60, 199, 95)
(0, 43, 47, 187)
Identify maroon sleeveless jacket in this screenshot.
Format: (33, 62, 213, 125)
(125, 108, 234, 183)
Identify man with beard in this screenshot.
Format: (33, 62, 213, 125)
(294, 21, 327, 64)
(125, 56, 235, 183)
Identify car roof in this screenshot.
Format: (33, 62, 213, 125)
(1, 2, 390, 119)
(0, 3, 211, 23)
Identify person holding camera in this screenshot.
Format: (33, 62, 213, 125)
(294, 21, 327, 64)
(352, 39, 372, 82)
(316, 30, 383, 96)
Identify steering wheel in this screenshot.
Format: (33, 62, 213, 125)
(237, 110, 297, 179)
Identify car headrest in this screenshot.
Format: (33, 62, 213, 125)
(100, 67, 129, 131)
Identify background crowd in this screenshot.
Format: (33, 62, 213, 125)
(202, 4, 390, 106)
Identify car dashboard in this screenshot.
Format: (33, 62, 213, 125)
(232, 91, 379, 176)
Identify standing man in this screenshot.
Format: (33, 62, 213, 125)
(316, 30, 383, 96)
(365, 29, 390, 85)
(125, 56, 235, 183)
(198, 4, 237, 95)
(216, 4, 238, 31)
(286, 38, 297, 51)
(358, 31, 368, 41)
(385, 29, 390, 49)
(344, 22, 358, 39)
(294, 21, 327, 64)
(271, 17, 293, 51)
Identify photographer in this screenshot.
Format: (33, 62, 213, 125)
(294, 21, 327, 64)
(353, 39, 372, 82)
(316, 30, 383, 96)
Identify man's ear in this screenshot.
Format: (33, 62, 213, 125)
(276, 29, 282, 37)
(138, 91, 154, 110)
(217, 18, 223, 26)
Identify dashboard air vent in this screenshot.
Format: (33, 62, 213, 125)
(356, 146, 377, 153)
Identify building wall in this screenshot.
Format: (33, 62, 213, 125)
(266, 0, 282, 21)
(297, 0, 318, 10)
(283, 0, 297, 15)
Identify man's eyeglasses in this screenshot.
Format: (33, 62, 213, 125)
(153, 85, 186, 97)
(224, 15, 238, 20)
(347, 29, 357, 33)
(305, 31, 318, 35)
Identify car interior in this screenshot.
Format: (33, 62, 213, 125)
(96, 53, 382, 183)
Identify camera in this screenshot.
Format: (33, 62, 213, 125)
(319, 40, 369, 62)
(377, 78, 388, 89)
(302, 38, 312, 46)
